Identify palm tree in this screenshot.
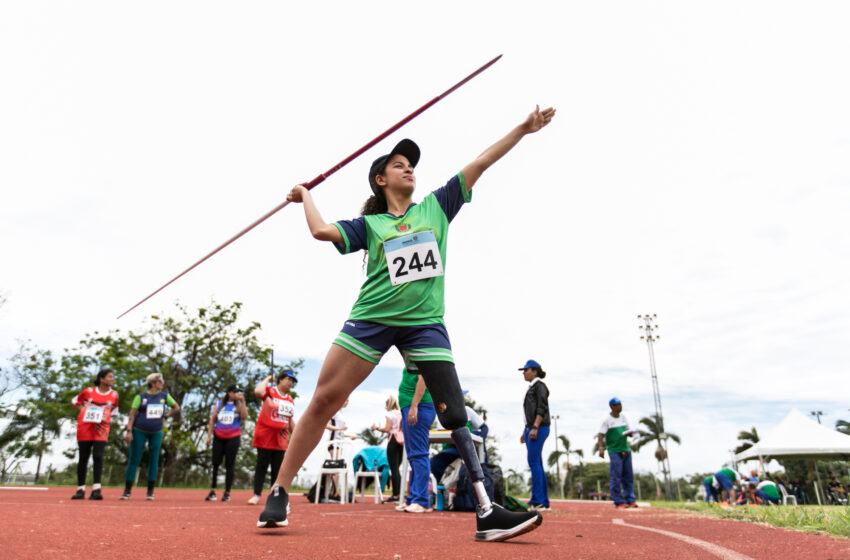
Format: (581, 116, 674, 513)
(632, 414, 681, 461)
(836, 419, 850, 436)
(547, 436, 583, 496)
(734, 427, 760, 454)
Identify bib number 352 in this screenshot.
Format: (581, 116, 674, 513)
(383, 230, 444, 286)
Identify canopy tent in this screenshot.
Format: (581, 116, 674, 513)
(735, 409, 850, 462)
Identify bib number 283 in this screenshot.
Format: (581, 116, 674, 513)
(383, 230, 444, 286)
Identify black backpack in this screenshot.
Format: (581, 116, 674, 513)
(452, 463, 495, 512)
(484, 462, 505, 507)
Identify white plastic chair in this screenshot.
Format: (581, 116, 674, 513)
(315, 440, 352, 504)
(354, 464, 384, 504)
(778, 483, 798, 506)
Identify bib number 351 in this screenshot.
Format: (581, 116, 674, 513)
(383, 230, 444, 286)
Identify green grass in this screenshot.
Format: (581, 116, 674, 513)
(654, 501, 850, 539)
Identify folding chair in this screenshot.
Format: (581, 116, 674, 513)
(778, 484, 798, 506)
(315, 440, 352, 504)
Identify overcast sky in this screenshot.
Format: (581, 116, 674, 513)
(2, 2, 849, 484)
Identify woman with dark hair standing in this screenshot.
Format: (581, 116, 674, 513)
(70, 368, 119, 500)
(258, 106, 555, 541)
(205, 384, 248, 502)
(519, 359, 550, 511)
(248, 370, 297, 505)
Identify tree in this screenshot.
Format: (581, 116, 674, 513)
(72, 300, 291, 486)
(734, 427, 760, 454)
(505, 467, 527, 496)
(356, 428, 386, 446)
(632, 414, 681, 461)
(0, 300, 298, 488)
(547, 435, 583, 495)
(2, 344, 87, 481)
(836, 419, 850, 437)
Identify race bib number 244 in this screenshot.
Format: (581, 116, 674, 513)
(383, 230, 444, 286)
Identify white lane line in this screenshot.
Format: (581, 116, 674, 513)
(613, 518, 755, 560)
(0, 486, 49, 491)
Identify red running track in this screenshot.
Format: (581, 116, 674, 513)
(0, 487, 847, 559)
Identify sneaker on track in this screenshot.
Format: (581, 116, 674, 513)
(89, 489, 103, 500)
(205, 490, 217, 501)
(395, 503, 409, 512)
(120, 492, 131, 500)
(146, 493, 154, 501)
(404, 503, 433, 513)
(247, 494, 261, 505)
(221, 492, 231, 502)
(474, 503, 542, 542)
(71, 489, 85, 500)
(257, 485, 289, 528)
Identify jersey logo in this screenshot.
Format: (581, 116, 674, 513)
(396, 224, 409, 232)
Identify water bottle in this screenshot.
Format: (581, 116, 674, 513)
(436, 485, 445, 511)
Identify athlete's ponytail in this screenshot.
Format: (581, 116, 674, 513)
(361, 192, 387, 216)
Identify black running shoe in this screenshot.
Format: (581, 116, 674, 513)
(146, 493, 154, 501)
(221, 492, 230, 502)
(89, 489, 103, 500)
(119, 491, 131, 500)
(257, 485, 289, 528)
(474, 503, 542, 542)
(205, 490, 217, 501)
(71, 489, 85, 500)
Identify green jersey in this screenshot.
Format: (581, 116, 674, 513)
(599, 414, 632, 454)
(333, 173, 471, 326)
(398, 368, 433, 409)
(757, 481, 780, 499)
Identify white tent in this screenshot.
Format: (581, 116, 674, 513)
(735, 409, 850, 462)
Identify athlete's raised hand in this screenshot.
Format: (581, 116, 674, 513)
(286, 184, 309, 203)
(521, 105, 556, 134)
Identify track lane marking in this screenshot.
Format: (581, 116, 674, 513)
(613, 518, 755, 560)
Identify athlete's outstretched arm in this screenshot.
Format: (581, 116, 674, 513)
(461, 105, 555, 191)
(287, 184, 343, 243)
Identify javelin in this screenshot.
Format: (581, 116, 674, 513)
(117, 54, 502, 320)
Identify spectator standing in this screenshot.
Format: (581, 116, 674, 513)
(372, 395, 405, 504)
(249, 370, 297, 505)
(205, 384, 248, 502)
(597, 397, 637, 508)
(71, 368, 119, 500)
(397, 369, 435, 513)
(519, 359, 550, 511)
(122, 372, 180, 500)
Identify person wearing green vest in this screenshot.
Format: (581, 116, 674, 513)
(395, 368, 436, 513)
(122, 372, 179, 500)
(755, 480, 781, 505)
(597, 397, 638, 508)
(713, 467, 743, 504)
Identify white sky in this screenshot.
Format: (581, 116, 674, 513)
(2, 2, 849, 484)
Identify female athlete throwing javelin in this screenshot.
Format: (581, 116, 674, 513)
(259, 105, 556, 542)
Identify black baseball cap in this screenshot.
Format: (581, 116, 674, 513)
(368, 139, 420, 197)
(226, 384, 241, 393)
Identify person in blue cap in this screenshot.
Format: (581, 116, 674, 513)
(519, 359, 550, 511)
(597, 398, 638, 508)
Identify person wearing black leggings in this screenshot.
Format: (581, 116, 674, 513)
(205, 384, 248, 502)
(372, 395, 404, 502)
(70, 368, 119, 500)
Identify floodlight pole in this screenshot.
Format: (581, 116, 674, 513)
(553, 414, 563, 499)
(638, 314, 674, 500)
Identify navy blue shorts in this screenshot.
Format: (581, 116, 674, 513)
(333, 320, 453, 368)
